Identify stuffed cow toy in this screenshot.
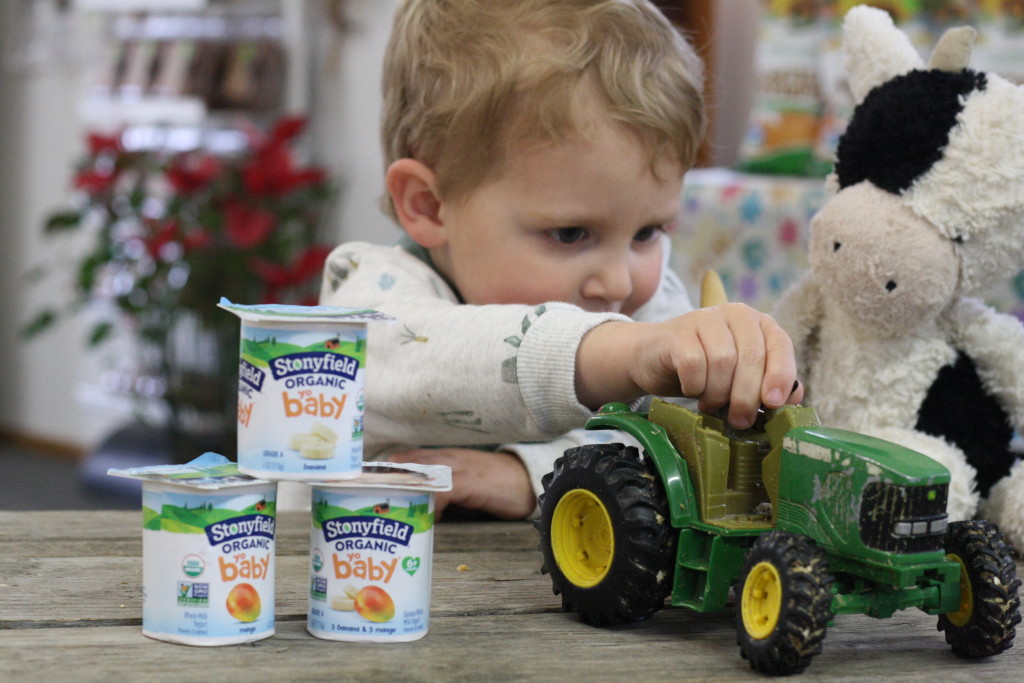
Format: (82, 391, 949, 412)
(774, 6, 1024, 550)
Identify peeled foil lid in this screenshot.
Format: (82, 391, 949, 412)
(108, 452, 274, 489)
(218, 298, 395, 324)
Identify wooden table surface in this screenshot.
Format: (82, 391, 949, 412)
(1, 510, 1020, 682)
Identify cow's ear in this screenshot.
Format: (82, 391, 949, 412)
(843, 5, 924, 104)
(928, 25, 976, 72)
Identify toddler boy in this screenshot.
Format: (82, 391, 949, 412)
(319, 0, 802, 519)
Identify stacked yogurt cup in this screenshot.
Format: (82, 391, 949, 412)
(110, 301, 451, 646)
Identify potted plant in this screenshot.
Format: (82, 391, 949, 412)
(24, 116, 335, 461)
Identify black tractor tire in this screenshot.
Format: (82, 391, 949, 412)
(536, 442, 674, 626)
(938, 520, 1021, 658)
(736, 531, 834, 676)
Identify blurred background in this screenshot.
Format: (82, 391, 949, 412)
(3, 0, 1022, 509)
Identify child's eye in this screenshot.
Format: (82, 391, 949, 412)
(634, 225, 664, 243)
(548, 227, 588, 244)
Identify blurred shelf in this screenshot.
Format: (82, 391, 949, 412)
(75, 0, 208, 11)
(78, 95, 207, 128)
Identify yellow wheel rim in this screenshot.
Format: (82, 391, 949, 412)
(742, 561, 783, 640)
(551, 489, 614, 588)
(945, 553, 974, 627)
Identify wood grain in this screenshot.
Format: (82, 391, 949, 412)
(1, 511, 1019, 682)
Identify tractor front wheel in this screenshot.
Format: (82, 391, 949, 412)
(736, 531, 834, 675)
(536, 443, 673, 626)
(938, 520, 1021, 658)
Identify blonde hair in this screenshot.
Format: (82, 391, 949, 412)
(381, 0, 706, 219)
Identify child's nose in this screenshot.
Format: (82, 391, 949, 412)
(582, 258, 633, 304)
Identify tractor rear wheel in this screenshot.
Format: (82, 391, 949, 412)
(736, 531, 834, 675)
(536, 443, 674, 626)
(938, 520, 1021, 658)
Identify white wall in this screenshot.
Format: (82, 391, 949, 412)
(0, 3, 127, 447)
(311, 0, 403, 247)
(708, 0, 761, 167)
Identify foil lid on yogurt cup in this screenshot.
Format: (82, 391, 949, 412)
(309, 462, 453, 492)
(108, 452, 273, 489)
(217, 298, 395, 324)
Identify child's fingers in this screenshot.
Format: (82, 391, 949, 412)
(725, 316, 769, 428)
(690, 315, 734, 407)
(700, 303, 769, 427)
(690, 305, 796, 428)
(758, 317, 799, 408)
(788, 379, 804, 404)
(672, 329, 708, 400)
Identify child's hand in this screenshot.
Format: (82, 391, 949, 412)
(387, 448, 536, 520)
(576, 303, 803, 429)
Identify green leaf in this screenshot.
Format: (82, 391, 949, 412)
(77, 254, 105, 294)
(87, 321, 114, 347)
(45, 211, 84, 233)
(20, 309, 58, 338)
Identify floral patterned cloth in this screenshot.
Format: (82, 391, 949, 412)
(672, 168, 1024, 322)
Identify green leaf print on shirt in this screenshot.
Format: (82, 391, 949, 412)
(325, 255, 360, 292)
(401, 325, 428, 344)
(435, 410, 490, 434)
(500, 305, 549, 384)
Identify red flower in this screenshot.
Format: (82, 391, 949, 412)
(291, 245, 332, 283)
(239, 116, 306, 157)
(87, 133, 121, 156)
(145, 220, 180, 259)
(249, 258, 293, 288)
(242, 145, 326, 197)
(182, 229, 214, 251)
(224, 200, 276, 248)
(74, 169, 118, 195)
(263, 116, 307, 151)
(248, 245, 330, 289)
(167, 154, 222, 194)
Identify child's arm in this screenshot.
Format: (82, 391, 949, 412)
(576, 303, 803, 430)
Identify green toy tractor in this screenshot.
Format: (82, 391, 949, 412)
(536, 399, 1021, 675)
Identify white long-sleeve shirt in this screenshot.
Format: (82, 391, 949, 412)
(308, 236, 693, 510)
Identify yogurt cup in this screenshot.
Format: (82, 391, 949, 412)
(109, 453, 277, 646)
(218, 299, 393, 481)
(306, 462, 452, 642)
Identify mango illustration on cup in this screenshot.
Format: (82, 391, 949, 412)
(226, 582, 262, 623)
(331, 583, 395, 623)
(355, 586, 395, 623)
(289, 421, 338, 459)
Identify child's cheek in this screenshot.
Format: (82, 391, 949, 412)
(625, 253, 664, 316)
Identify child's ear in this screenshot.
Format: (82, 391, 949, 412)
(386, 159, 446, 248)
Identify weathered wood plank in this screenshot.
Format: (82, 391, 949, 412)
(0, 512, 539, 557)
(2, 511, 1021, 681)
(0, 612, 1018, 682)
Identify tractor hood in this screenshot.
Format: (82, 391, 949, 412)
(783, 426, 951, 487)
